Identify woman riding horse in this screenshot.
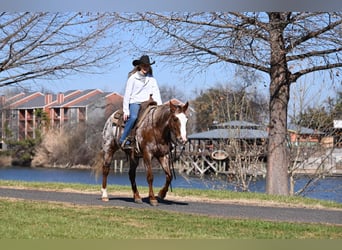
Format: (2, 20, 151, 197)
(95, 100, 189, 206)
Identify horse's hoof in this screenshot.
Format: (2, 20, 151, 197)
(150, 199, 159, 206)
(157, 195, 164, 201)
(157, 192, 166, 200)
(102, 197, 109, 202)
(134, 198, 143, 204)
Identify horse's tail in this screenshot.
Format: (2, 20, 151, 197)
(92, 150, 104, 181)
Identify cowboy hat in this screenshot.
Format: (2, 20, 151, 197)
(132, 55, 155, 66)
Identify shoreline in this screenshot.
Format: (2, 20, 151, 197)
(2, 164, 342, 178)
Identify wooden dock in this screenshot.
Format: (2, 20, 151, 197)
(174, 147, 342, 178)
(175, 150, 267, 177)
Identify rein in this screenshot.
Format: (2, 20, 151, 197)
(150, 106, 187, 191)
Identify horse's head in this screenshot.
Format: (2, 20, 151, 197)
(169, 101, 189, 144)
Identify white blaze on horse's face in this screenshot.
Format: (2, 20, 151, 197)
(175, 112, 188, 143)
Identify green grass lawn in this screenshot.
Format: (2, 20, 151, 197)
(0, 180, 341, 239)
(0, 198, 341, 239)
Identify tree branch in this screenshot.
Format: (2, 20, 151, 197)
(0, 12, 121, 88)
(290, 62, 342, 83)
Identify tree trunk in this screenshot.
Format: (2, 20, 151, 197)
(266, 13, 290, 195)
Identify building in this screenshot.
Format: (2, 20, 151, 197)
(0, 89, 123, 142)
(287, 123, 326, 147)
(187, 120, 268, 153)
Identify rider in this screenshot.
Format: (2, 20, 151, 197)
(119, 55, 162, 149)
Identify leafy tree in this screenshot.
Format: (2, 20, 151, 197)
(34, 108, 50, 130)
(330, 92, 342, 122)
(112, 12, 342, 195)
(293, 91, 342, 132)
(297, 107, 332, 131)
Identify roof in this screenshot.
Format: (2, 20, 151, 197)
(50, 89, 101, 107)
(213, 120, 263, 128)
(287, 124, 324, 135)
(9, 92, 44, 109)
(188, 128, 268, 140)
(16, 95, 45, 108)
(63, 92, 107, 107)
(13, 89, 108, 109)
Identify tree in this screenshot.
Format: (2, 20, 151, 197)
(0, 12, 121, 88)
(159, 84, 186, 103)
(192, 84, 268, 131)
(292, 91, 342, 132)
(112, 12, 342, 195)
(286, 86, 338, 195)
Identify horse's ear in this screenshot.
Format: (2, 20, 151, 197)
(169, 101, 176, 113)
(183, 101, 189, 112)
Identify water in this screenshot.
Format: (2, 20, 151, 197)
(0, 166, 341, 203)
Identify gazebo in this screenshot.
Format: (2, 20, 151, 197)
(187, 120, 268, 155)
(178, 121, 268, 175)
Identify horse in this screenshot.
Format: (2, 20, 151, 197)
(94, 100, 189, 206)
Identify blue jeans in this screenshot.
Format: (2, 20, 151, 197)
(119, 103, 140, 144)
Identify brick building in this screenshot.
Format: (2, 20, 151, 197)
(0, 89, 123, 142)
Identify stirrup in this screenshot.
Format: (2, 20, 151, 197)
(120, 139, 132, 150)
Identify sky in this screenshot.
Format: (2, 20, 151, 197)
(41, 54, 243, 102)
(1, 0, 341, 12)
(1, 1, 341, 106)
(46, 58, 339, 109)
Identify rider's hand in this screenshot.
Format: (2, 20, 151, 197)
(123, 113, 129, 121)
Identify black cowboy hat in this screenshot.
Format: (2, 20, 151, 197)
(132, 55, 155, 66)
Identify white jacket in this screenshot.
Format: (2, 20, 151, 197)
(122, 71, 162, 115)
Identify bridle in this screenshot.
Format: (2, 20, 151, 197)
(150, 106, 187, 189)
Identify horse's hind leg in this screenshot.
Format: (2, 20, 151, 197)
(101, 144, 117, 202)
(129, 157, 142, 204)
(157, 155, 173, 200)
(101, 163, 110, 201)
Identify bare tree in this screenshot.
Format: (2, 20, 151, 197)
(186, 85, 268, 191)
(159, 84, 186, 103)
(192, 84, 268, 131)
(112, 12, 342, 195)
(288, 89, 342, 196)
(0, 12, 121, 88)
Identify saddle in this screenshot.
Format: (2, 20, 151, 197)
(111, 95, 158, 152)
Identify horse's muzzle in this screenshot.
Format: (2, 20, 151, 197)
(178, 137, 188, 145)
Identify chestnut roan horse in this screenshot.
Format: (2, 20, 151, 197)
(95, 100, 189, 206)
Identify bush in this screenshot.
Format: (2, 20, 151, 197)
(0, 153, 12, 167)
(32, 125, 101, 168)
(5, 138, 40, 166)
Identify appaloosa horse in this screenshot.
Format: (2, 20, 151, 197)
(94, 101, 189, 206)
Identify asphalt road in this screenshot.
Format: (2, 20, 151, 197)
(1, 187, 341, 225)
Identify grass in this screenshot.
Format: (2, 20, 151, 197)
(0, 180, 341, 239)
(0, 198, 341, 239)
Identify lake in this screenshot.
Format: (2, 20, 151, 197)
(0, 166, 341, 203)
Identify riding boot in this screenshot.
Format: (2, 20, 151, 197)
(121, 138, 132, 150)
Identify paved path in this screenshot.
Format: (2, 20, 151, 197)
(1, 187, 341, 225)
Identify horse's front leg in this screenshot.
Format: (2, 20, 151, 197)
(129, 156, 142, 204)
(157, 154, 173, 200)
(144, 152, 158, 206)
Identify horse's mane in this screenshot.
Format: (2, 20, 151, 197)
(155, 103, 172, 123)
(138, 102, 185, 131)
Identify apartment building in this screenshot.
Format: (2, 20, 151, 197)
(0, 89, 123, 142)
